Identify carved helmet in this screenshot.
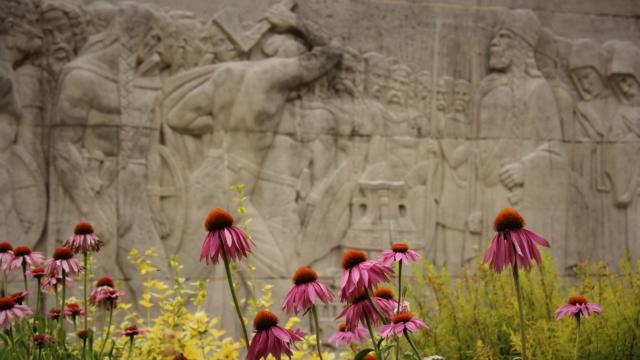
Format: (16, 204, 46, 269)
(604, 40, 640, 82)
(497, 9, 541, 48)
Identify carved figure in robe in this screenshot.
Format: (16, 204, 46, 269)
(475, 10, 567, 266)
(0, 0, 46, 248)
(600, 41, 640, 264)
(434, 79, 476, 270)
(50, 4, 172, 298)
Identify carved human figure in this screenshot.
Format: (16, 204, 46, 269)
(40, 1, 86, 77)
(433, 79, 475, 270)
(599, 41, 640, 263)
(158, 4, 342, 276)
(475, 9, 567, 264)
(50, 4, 171, 297)
(433, 76, 453, 138)
(0, 0, 46, 247)
(414, 70, 432, 114)
(363, 52, 389, 103)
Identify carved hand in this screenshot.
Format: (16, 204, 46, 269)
(265, 3, 299, 32)
(499, 161, 524, 189)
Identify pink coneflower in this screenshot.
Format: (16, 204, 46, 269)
(0, 296, 31, 328)
(117, 325, 145, 338)
(90, 277, 123, 309)
(64, 303, 85, 319)
(246, 310, 303, 360)
(379, 312, 428, 338)
(46, 247, 81, 277)
(373, 288, 399, 311)
(555, 295, 602, 321)
(339, 250, 394, 301)
(328, 323, 368, 346)
(4, 246, 44, 271)
(0, 242, 13, 268)
(47, 308, 61, 320)
(77, 329, 91, 340)
(40, 272, 73, 293)
(379, 243, 421, 266)
(33, 334, 54, 348)
(336, 291, 395, 328)
(9, 291, 29, 305)
(483, 208, 550, 272)
(282, 267, 334, 315)
(27, 266, 46, 280)
(200, 208, 253, 264)
(64, 222, 103, 254)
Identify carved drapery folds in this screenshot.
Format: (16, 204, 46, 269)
(1, 0, 639, 327)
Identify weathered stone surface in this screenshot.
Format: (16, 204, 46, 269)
(1, 0, 640, 337)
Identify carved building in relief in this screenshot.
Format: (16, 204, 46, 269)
(1, 0, 640, 335)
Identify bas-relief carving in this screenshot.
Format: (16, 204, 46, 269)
(2, 0, 640, 327)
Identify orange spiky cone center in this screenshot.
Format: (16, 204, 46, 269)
(13, 246, 32, 257)
(53, 247, 73, 260)
(391, 243, 409, 253)
(392, 312, 413, 323)
(253, 310, 279, 331)
(338, 323, 349, 332)
(494, 208, 525, 232)
(96, 276, 114, 288)
(292, 266, 318, 285)
(568, 295, 588, 305)
(0, 297, 16, 311)
(373, 287, 394, 300)
(0, 242, 12, 253)
(74, 221, 94, 235)
(342, 249, 367, 270)
(204, 208, 234, 231)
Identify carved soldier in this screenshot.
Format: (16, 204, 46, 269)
(475, 9, 567, 263)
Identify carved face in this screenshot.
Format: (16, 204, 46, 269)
(612, 74, 640, 103)
(489, 29, 514, 71)
(435, 83, 451, 111)
(387, 70, 410, 105)
(332, 56, 359, 96)
(453, 85, 470, 113)
(6, 21, 41, 62)
(41, 10, 75, 65)
(210, 26, 238, 62)
(365, 66, 386, 100)
(572, 66, 604, 100)
(138, 26, 163, 65)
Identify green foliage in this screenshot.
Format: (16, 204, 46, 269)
(405, 251, 640, 359)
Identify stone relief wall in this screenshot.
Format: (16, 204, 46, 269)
(1, 0, 640, 338)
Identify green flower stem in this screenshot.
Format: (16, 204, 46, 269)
(83, 251, 88, 360)
(404, 330, 422, 360)
(59, 268, 66, 347)
(219, 240, 250, 349)
(127, 337, 134, 359)
(22, 262, 29, 305)
(311, 305, 324, 360)
(99, 305, 114, 358)
(35, 278, 42, 332)
(574, 316, 581, 360)
(396, 261, 403, 360)
(365, 288, 389, 324)
(364, 313, 382, 360)
(512, 258, 527, 360)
